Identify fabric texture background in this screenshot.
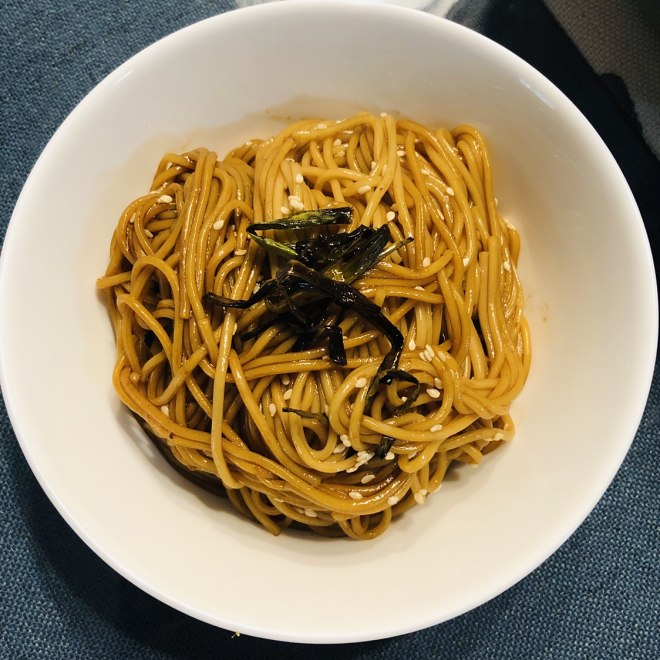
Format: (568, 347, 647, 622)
(1, 1, 658, 658)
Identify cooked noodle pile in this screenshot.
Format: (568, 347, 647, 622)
(97, 112, 531, 539)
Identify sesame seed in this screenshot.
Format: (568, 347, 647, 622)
(426, 388, 441, 399)
(235, 248, 247, 256)
(494, 432, 504, 441)
(333, 444, 344, 454)
(160, 405, 169, 415)
(128, 213, 136, 224)
(349, 491, 363, 500)
(371, 160, 377, 170)
(408, 339, 416, 351)
(157, 194, 173, 203)
(333, 138, 342, 147)
(295, 173, 304, 184)
(434, 377, 443, 388)
(340, 434, 351, 447)
(281, 374, 291, 386)
(419, 488, 428, 496)
(414, 285, 424, 291)
(144, 229, 154, 238)
(387, 496, 398, 506)
(503, 261, 511, 272)
(386, 211, 396, 222)
(280, 205, 291, 215)
(268, 403, 277, 416)
(288, 195, 304, 211)
(355, 377, 368, 389)
(446, 187, 455, 196)
(253, 282, 260, 292)
(385, 451, 395, 461)
(422, 257, 431, 268)
(283, 389, 293, 401)
(431, 424, 443, 432)
(357, 185, 371, 195)
(361, 473, 375, 484)
(304, 508, 318, 518)
(401, 396, 407, 402)
(213, 219, 224, 230)
(463, 256, 470, 267)
(356, 450, 374, 462)
(379, 112, 388, 117)
(419, 351, 429, 362)
(414, 491, 426, 504)
(424, 345, 435, 361)
(346, 465, 358, 473)
(336, 149, 345, 158)
(397, 149, 406, 157)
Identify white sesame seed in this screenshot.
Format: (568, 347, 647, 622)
(371, 160, 377, 170)
(357, 185, 371, 195)
(144, 229, 154, 238)
(333, 444, 344, 454)
(213, 219, 225, 230)
(422, 257, 431, 268)
(356, 450, 374, 463)
(414, 491, 426, 504)
(340, 434, 351, 447)
(419, 351, 429, 362)
(431, 424, 443, 432)
(494, 432, 504, 441)
(463, 256, 470, 267)
(355, 377, 368, 389)
(419, 488, 428, 496)
(304, 508, 318, 518)
(414, 285, 424, 291)
(333, 138, 342, 147)
(157, 194, 172, 203)
(253, 282, 260, 292)
(288, 195, 304, 211)
(349, 491, 363, 500)
(397, 149, 406, 157)
(295, 173, 304, 184)
(386, 211, 396, 222)
(336, 149, 345, 158)
(401, 396, 407, 402)
(361, 473, 375, 484)
(128, 213, 136, 223)
(446, 187, 455, 196)
(424, 345, 435, 361)
(434, 377, 443, 388)
(281, 374, 291, 386)
(346, 465, 358, 473)
(379, 112, 388, 117)
(385, 451, 395, 461)
(160, 405, 169, 415)
(408, 339, 416, 351)
(387, 496, 399, 506)
(268, 403, 277, 416)
(426, 388, 441, 399)
(235, 248, 247, 256)
(280, 205, 291, 215)
(283, 389, 293, 401)
(503, 261, 511, 272)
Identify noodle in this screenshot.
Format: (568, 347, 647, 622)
(97, 112, 531, 539)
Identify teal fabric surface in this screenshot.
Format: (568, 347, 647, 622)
(1, 1, 659, 657)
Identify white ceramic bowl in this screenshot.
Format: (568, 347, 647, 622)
(0, 0, 656, 644)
